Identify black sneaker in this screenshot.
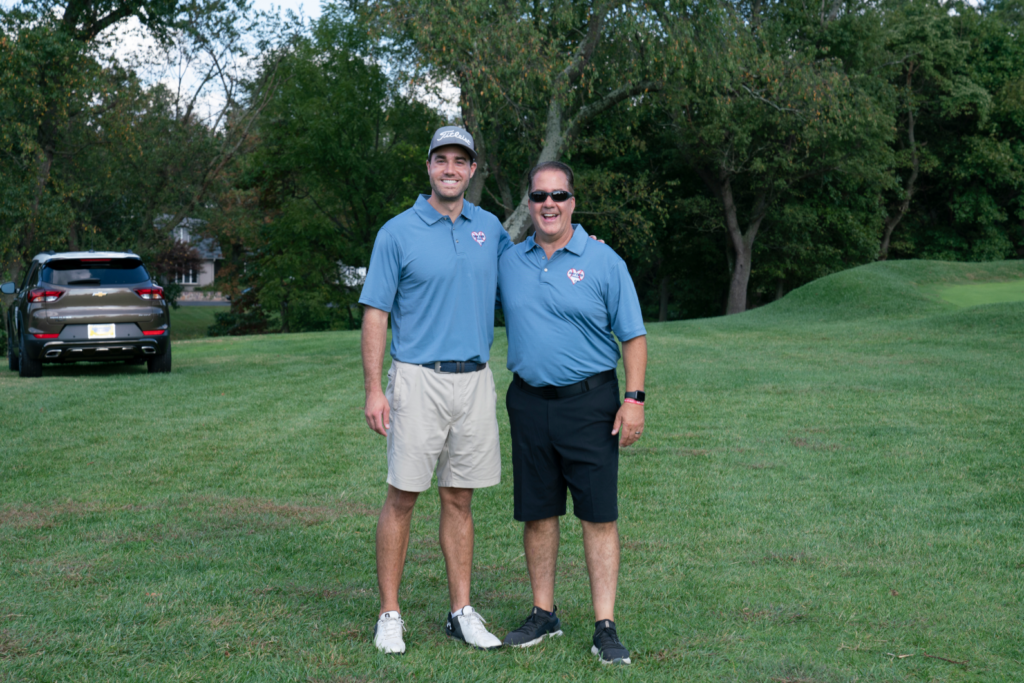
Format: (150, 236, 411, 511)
(591, 619, 631, 665)
(503, 606, 564, 648)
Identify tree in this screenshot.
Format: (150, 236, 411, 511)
(207, 8, 440, 332)
(371, 0, 664, 241)
(657, 1, 892, 313)
(0, 0, 280, 286)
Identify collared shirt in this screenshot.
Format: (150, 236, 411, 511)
(498, 224, 647, 386)
(359, 194, 512, 364)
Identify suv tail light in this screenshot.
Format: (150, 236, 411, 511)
(134, 287, 165, 300)
(142, 329, 166, 336)
(33, 333, 60, 339)
(28, 288, 64, 303)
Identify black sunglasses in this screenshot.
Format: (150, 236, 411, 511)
(528, 190, 574, 203)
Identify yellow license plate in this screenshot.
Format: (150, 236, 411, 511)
(88, 324, 116, 339)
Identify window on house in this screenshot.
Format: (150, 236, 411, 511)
(174, 226, 191, 244)
(175, 268, 198, 284)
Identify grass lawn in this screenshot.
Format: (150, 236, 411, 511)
(1, 260, 1022, 682)
(935, 280, 1024, 308)
(170, 306, 223, 340)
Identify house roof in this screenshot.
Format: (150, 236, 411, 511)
(193, 237, 222, 261)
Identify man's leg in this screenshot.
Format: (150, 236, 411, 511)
(377, 484, 420, 614)
(523, 516, 560, 612)
(438, 486, 474, 612)
(581, 519, 619, 622)
(438, 485, 502, 649)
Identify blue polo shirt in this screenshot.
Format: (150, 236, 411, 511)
(498, 224, 647, 386)
(359, 195, 512, 364)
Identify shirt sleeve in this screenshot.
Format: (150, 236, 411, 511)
(358, 228, 402, 312)
(496, 226, 513, 257)
(606, 256, 647, 342)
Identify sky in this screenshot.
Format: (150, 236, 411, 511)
(1, 0, 458, 120)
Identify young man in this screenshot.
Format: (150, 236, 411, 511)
(497, 161, 647, 665)
(359, 126, 511, 654)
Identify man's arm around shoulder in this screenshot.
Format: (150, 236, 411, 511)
(362, 306, 391, 436)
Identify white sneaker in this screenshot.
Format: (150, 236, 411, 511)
(373, 612, 406, 654)
(445, 606, 502, 650)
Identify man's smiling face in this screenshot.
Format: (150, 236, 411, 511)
(529, 168, 576, 243)
(427, 146, 476, 202)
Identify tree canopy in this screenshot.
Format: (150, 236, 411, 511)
(2, 0, 1021, 332)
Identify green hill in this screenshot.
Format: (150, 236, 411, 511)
(737, 259, 1024, 324)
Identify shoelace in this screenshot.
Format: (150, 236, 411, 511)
(595, 626, 623, 649)
(511, 611, 545, 635)
(460, 610, 490, 634)
(379, 616, 405, 639)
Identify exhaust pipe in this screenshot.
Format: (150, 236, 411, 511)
(142, 346, 157, 355)
(45, 349, 62, 359)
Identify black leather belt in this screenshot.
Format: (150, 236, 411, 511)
(513, 369, 617, 400)
(421, 361, 487, 373)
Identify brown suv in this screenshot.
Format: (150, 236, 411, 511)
(2, 251, 171, 377)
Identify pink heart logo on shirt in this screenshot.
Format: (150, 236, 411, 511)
(567, 268, 584, 284)
(471, 231, 486, 245)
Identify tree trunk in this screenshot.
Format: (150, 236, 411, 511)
(280, 297, 290, 334)
(460, 80, 489, 207)
(719, 178, 766, 315)
(504, 99, 565, 242)
(658, 275, 670, 322)
(879, 78, 920, 261)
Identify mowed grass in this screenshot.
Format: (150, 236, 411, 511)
(1, 260, 1022, 682)
(935, 279, 1024, 308)
(170, 306, 222, 340)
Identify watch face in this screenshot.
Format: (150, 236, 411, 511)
(626, 390, 646, 402)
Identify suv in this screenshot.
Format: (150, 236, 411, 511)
(2, 251, 171, 377)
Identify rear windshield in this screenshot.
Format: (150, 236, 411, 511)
(41, 258, 150, 286)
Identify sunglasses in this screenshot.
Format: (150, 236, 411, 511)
(528, 190, 574, 203)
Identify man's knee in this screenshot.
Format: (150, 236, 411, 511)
(525, 517, 559, 534)
(581, 519, 618, 537)
(384, 485, 419, 516)
(439, 486, 473, 514)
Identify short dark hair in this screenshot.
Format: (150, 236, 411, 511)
(529, 161, 574, 194)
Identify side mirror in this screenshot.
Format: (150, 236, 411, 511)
(0, 282, 15, 295)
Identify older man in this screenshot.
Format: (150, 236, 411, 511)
(497, 161, 647, 665)
(359, 126, 510, 653)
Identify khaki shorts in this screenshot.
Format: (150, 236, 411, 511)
(385, 360, 501, 492)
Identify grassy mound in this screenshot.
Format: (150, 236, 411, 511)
(744, 259, 1024, 323)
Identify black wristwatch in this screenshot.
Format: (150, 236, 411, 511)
(624, 390, 646, 403)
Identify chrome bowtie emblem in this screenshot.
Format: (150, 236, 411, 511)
(567, 268, 584, 284)
(92, 292, 107, 297)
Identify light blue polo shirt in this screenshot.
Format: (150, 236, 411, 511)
(498, 224, 647, 386)
(359, 195, 512, 364)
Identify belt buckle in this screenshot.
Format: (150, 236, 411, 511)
(542, 385, 558, 400)
(434, 361, 443, 373)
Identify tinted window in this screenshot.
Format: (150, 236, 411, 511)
(42, 259, 150, 286)
(21, 264, 38, 290)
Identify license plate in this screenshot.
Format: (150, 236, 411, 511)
(88, 324, 116, 339)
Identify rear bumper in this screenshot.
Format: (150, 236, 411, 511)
(23, 335, 169, 362)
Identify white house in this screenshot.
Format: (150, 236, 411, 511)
(171, 219, 225, 301)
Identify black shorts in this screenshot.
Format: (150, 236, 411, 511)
(506, 374, 620, 523)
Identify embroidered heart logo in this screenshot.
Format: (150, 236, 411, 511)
(471, 231, 486, 245)
(567, 268, 584, 284)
